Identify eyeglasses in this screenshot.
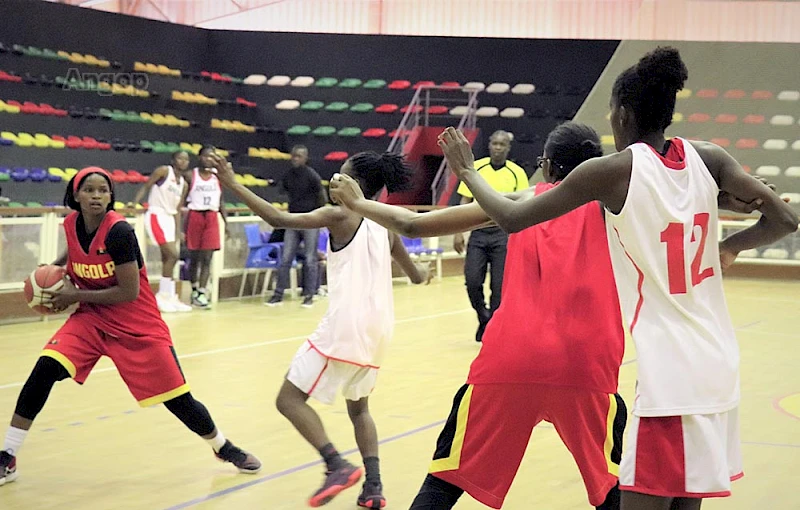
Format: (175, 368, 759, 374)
(536, 156, 564, 170)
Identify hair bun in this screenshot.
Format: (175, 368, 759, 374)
(636, 46, 688, 93)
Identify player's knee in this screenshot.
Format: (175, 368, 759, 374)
(33, 356, 70, 382)
(346, 399, 369, 420)
(162, 247, 179, 266)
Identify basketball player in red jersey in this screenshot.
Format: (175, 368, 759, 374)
(438, 48, 798, 510)
(0, 167, 261, 488)
(332, 122, 625, 509)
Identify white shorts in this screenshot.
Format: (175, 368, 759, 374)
(620, 408, 743, 499)
(286, 341, 378, 405)
(145, 211, 176, 246)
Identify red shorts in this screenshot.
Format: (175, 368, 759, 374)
(429, 383, 626, 508)
(185, 209, 220, 251)
(619, 410, 743, 498)
(41, 314, 190, 407)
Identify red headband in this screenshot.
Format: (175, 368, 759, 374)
(73, 167, 113, 193)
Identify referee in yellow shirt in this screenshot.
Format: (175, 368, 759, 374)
(453, 130, 528, 342)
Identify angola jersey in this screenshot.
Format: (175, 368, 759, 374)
(146, 165, 184, 215)
(467, 182, 625, 394)
(186, 168, 221, 212)
(605, 138, 739, 417)
(64, 211, 170, 339)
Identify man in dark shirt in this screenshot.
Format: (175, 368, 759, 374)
(266, 145, 326, 307)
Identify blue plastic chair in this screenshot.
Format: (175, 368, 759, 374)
(239, 224, 278, 297)
(317, 228, 329, 252)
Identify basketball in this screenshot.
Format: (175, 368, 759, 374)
(23, 265, 67, 315)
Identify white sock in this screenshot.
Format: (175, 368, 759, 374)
(159, 277, 172, 296)
(3, 427, 28, 456)
(168, 279, 177, 297)
(206, 430, 226, 452)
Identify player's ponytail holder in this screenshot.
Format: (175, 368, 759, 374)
(73, 167, 113, 193)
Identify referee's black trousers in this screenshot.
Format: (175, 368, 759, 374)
(463, 226, 508, 326)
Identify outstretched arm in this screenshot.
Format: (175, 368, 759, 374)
(329, 172, 534, 237)
(438, 128, 616, 232)
(209, 154, 344, 229)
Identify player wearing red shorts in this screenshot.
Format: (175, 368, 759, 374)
(332, 122, 627, 509)
(184, 146, 227, 309)
(0, 167, 260, 488)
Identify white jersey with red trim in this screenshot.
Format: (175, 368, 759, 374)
(605, 138, 739, 417)
(146, 165, 184, 215)
(186, 168, 221, 212)
(307, 218, 394, 367)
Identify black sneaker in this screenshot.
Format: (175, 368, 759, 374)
(357, 481, 386, 508)
(0, 450, 18, 486)
(302, 296, 314, 308)
(308, 461, 363, 507)
(265, 294, 283, 307)
(214, 440, 261, 474)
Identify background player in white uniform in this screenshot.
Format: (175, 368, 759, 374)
(209, 151, 430, 509)
(184, 146, 227, 309)
(437, 48, 798, 510)
(131, 150, 192, 312)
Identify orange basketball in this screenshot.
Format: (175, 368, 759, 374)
(23, 265, 67, 315)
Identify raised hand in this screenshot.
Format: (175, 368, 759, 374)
(208, 152, 236, 187)
(437, 127, 475, 180)
(329, 173, 365, 207)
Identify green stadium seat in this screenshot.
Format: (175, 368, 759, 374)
(312, 126, 337, 136)
(338, 127, 362, 137)
(363, 79, 386, 89)
(300, 101, 325, 111)
(350, 103, 374, 113)
(325, 102, 349, 112)
(338, 78, 362, 88)
(315, 77, 338, 88)
(41, 48, 59, 59)
(287, 125, 312, 135)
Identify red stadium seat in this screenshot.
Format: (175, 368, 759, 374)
(324, 151, 348, 161)
(696, 89, 718, 99)
(751, 90, 773, 99)
(742, 114, 765, 124)
(710, 138, 730, 147)
(714, 114, 737, 124)
(388, 80, 411, 90)
(375, 104, 399, 113)
(426, 106, 449, 115)
(688, 113, 710, 123)
(723, 89, 745, 99)
(735, 138, 758, 149)
(362, 128, 387, 138)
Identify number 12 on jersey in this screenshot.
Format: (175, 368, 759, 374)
(660, 213, 715, 295)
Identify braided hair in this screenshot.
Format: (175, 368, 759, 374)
(347, 151, 414, 198)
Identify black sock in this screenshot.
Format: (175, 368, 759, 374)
(596, 482, 620, 510)
(409, 474, 463, 509)
(364, 456, 380, 484)
(318, 443, 344, 471)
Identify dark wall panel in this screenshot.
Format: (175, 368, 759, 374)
(0, 0, 619, 207)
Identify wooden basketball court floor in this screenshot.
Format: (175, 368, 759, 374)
(0, 276, 798, 509)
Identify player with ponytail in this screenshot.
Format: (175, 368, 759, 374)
(209, 150, 429, 508)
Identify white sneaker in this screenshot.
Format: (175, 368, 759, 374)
(156, 293, 178, 313)
(170, 294, 192, 312)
